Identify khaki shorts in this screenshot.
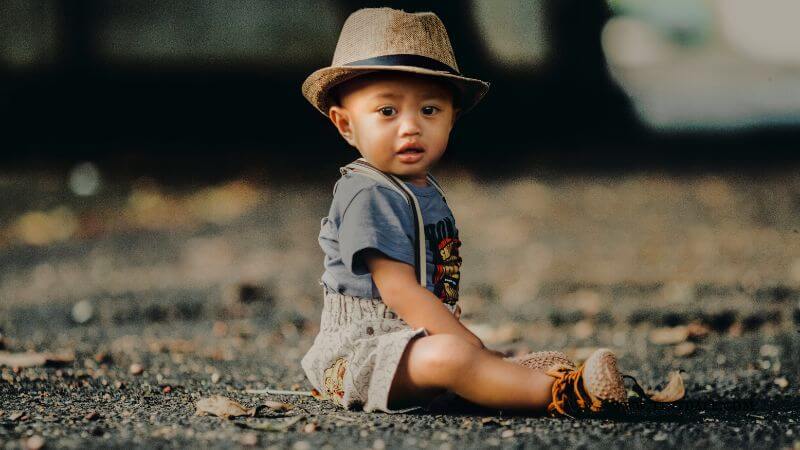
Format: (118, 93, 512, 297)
(301, 282, 457, 413)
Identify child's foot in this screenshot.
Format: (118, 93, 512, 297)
(545, 348, 627, 417)
(506, 351, 576, 372)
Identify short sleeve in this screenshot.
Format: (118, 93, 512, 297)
(338, 185, 415, 275)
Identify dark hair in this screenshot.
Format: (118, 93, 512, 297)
(327, 72, 461, 111)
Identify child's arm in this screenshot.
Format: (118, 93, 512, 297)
(363, 248, 485, 349)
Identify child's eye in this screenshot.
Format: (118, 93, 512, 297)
(379, 106, 396, 117)
(422, 106, 440, 116)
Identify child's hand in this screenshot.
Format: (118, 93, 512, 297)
(364, 249, 484, 349)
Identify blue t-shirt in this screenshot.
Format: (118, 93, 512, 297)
(318, 171, 462, 304)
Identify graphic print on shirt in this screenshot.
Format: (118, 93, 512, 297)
(425, 216, 461, 305)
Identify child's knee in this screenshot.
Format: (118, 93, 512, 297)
(410, 334, 476, 381)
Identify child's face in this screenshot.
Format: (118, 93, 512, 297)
(328, 72, 460, 186)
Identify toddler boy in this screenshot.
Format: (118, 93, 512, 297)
(299, 7, 627, 415)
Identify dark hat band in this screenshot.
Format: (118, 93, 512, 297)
(343, 54, 460, 76)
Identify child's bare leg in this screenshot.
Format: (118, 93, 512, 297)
(388, 334, 554, 412)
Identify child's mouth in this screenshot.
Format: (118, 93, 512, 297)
(396, 148, 425, 163)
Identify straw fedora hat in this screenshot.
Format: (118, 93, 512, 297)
(301, 7, 491, 117)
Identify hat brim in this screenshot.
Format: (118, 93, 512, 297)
(301, 65, 490, 118)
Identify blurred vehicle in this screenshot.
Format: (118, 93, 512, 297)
(602, 0, 800, 130)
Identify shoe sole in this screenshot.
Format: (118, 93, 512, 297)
(582, 348, 627, 407)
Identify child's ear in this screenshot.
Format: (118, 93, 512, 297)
(328, 106, 356, 146)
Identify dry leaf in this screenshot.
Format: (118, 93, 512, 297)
(649, 326, 689, 345)
(686, 322, 710, 340)
(310, 388, 327, 400)
(0, 351, 74, 368)
(12, 207, 78, 246)
(647, 371, 685, 402)
(673, 342, 697, 357)
(261, 401, 293, 412)
(184, 181, 261, 225)
(196, 396, 255, 419)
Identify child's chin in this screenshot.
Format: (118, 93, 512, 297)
(391, 164, 425, 174)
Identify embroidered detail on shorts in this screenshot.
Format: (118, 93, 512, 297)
(323, 357, 348, 405)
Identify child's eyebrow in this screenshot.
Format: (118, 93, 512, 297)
(371, 92, 402, 100)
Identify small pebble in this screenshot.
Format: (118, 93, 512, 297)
(71, 300, 94, 324)
(68, 161, 101, 196)
(129, 364, 144, 375)
(501, 429, 514, 439)
(24, 435, 45, 450)
(292, 441, 311, 450)
(212, 321, 228, 337)
(760, 344, 780, 358)
(84, 411, 100, 421)
(373, 438, 385, 449)
(162, 386, 172, 394)
(240, 432, 258, 446)
(211, 373, 220, 384)
(775, 377, 789, 389)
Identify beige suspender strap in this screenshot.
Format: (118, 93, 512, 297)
(341, 158, 429, 288)
(425, 173, 446, 202)
(339, 164, 409, 201)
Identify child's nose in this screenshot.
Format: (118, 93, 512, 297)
(398, 112, 422, 136)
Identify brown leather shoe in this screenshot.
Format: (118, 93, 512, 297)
(506, 351, 576, 372)
(545, 348, 627, 417)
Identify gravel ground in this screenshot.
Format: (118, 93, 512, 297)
(1, 165, 799, 449)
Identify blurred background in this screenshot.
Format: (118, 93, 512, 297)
(3, 0, 800, 174)
(1, 1, 800, 430)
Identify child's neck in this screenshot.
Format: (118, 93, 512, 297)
(397, 174, 430, 188)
